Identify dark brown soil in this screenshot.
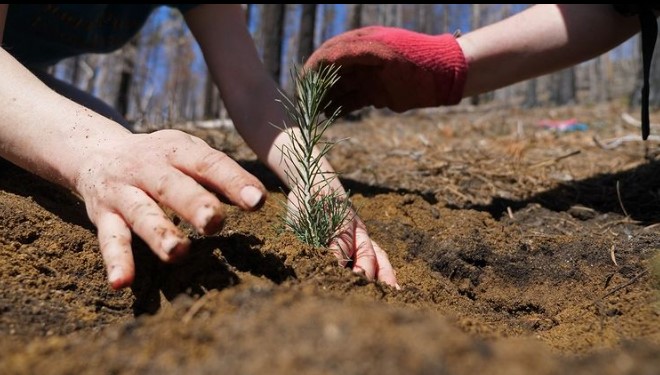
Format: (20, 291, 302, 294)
(1, 103, 659, 374)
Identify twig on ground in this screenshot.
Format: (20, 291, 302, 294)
(621, 112, 660, 129)
(616, 180, 630, 218)
(182, 292, 214, 324)
(530, 150, 581, 168)
(594, 268, 649, 303)
(593, 134, 660, 150)
(610, 244, 618, 267)
(643, 223, 660, 231)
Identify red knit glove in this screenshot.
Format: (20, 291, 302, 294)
(304, 26, 468, 115)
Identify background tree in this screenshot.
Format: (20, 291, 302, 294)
(297, 4, 317, 64)
(550, 67, 577, 106)
(347, 4, 363, 30)
(45, 4, 649, 129)
(261, 4, 285, 86)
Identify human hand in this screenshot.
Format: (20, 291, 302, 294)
(287, 192, 399, 288)
(304, 26, 468, 115)
(332, 208, 399, 289)
(73, 129, 266, 290)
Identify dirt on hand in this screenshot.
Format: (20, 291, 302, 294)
(0, 103, 659, 374)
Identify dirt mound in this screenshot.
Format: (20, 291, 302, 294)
(1, 103, 658, 374)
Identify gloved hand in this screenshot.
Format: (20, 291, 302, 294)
(304, 26, 468, 116)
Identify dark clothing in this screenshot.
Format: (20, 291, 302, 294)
(612, 4, 660, 17)
(612, 4, 660, 140)
(3, 4, 196, 67)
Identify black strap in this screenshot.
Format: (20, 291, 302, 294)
(639, 7, 657, 140)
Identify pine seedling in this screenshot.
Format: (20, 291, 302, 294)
(273, 64, 353, 252)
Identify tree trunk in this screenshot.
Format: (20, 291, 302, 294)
(244, 4, 252, 25)
(297, 4, 317, 64)
(550, 67, 577, 106)
(115, 39, 138, 119)
(347, 4, 362, 30)
(379, 4, 402, 28)
(469, 4, 482, 106)
(522, 79, 538, 108)
(261, 4, 285, 85)
(69, 56, 82, 88)
(588, 56, 609, 103)
(204, 71, 221, 120)
(416, 4, 434, 34)
(441, 4, 450, 33)
(320, 5, 337, 43)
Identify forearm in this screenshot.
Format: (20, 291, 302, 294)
(459, 4, 642, 97)
(215, 61, 347, 196)
(202, 46, 302, 188)
(186, 4, 346, 195)
(221, 72, 347, 196)
(0, 48, 130, 190)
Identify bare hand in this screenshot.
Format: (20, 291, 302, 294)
(331, 208, 399, 289)
(74, 129, 266, 289)
(287, 192, 399, 288)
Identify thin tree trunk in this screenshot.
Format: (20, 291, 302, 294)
(470, 4, 481, 106)
(70, 56, 82, 88)
(522, 79, 538, 108)
(204, 72, 220, 120)
(417, 4, 434, 34)
(297, 4, 317, 64)
(442, 4, 450, 33)
(550, 67, 577, 106)
(320, 5, 336, 43)
(115, 39, 138, 118)
(348, 4, 362, 30)
(261, 4, 285, 85)
(589, 57, 607, 103)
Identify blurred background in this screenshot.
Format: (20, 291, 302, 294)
(47, 4, 652, 129)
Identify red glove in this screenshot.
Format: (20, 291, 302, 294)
(304, 26, 468, 115)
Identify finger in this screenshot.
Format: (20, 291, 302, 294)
(169, 137, 266, 211)
(381, 61, 437, 111)
(329, 226, 356, 269)
(351, 228, 378, 281)
(136, 166, 226, 235)
(112, 185, 190, 262)
(332, 76, 390, 113)
(306, 38, 394, 73)
(96, 211, 135, 289)
(325, 89, 359, 116)
(371, 239, 399, 289)
(322, 70, 362, 116)
(322, 45, 394, 68)
(331, 88, 379, 115)
(333, 67, 394, 113)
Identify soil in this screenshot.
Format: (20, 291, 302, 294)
(0, 102, 659, 374)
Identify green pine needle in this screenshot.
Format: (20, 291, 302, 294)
(273, 64, 352, 251)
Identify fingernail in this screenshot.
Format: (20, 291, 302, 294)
(195, 204, 216, 233)
(162, 235, 181, 255)
(353, 265, 367, 277)
(395, 283, 402, 290)
(108, 265, 123, 285)
(240, 185, 264, 209)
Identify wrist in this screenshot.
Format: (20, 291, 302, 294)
(46, 113, 130, 192)
(66, 122, 131, 192)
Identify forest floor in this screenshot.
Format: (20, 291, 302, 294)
(0, 102, 659, 374)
